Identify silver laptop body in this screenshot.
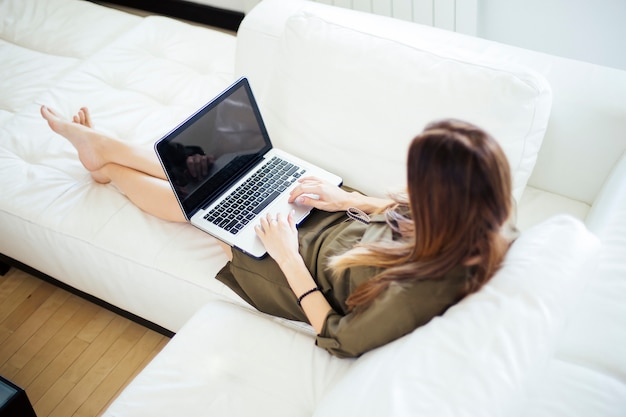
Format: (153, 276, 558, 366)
(155, 77, 342, 258)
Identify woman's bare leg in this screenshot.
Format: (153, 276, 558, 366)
(40, 106, 165, 179)
(97, 163, 185, 222)
(41, 105, 234, 259)
(41, 105, 183, 221)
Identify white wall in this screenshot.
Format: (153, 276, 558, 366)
(476, 0, 626, 70)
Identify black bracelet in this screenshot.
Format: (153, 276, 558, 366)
(297, 287, 321, 307)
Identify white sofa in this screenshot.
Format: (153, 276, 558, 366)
(1, 0, 625, 415)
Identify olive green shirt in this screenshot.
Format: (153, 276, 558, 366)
(216, 209, 469, 358)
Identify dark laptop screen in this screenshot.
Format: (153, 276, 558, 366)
(155, 78, 272, 216)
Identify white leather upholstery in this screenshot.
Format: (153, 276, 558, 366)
(1, 0, 625, 416)
(260, 13, 552, 202)
(104, 216, 605, 417)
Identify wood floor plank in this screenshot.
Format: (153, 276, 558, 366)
(35, 316, 132, 416)
(28, 309, 131, 406)
(12, 297, 98, 388)
(0, 271, 43, 311)
(65, 316, 131, 385)
(0, 274, 44, 332)
(0, 271, 34, 345)
(121, 336, 170, 389)
(76, 308, 117, 344)
(83, 329, 165, 416)
(49, 322, 148, 417)
(31, 337, 90, 414)
(0, 284, 68, 366)
(1, 294, 84, 380)
(0, 327, 12, 350)
(0, 269, 170, 417)
(102, 334, 170, 414)
(0, 270, 27, 307)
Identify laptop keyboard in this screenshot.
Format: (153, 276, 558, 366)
(203, 156, 305, 235)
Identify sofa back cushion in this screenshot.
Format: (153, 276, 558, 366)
(252, 12, 552, 202)
(312, 215, 599, 417)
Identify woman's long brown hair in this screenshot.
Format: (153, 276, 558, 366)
(330, 119, 514, 312)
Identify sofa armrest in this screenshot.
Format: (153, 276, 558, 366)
(235, 0, 300, 97)
(103, 301, 352, 417)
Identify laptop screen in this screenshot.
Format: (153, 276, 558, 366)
(155, 78, 272, 216)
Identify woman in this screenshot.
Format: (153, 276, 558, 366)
(41, 105, 516, 358)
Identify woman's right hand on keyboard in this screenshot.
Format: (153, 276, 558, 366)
(289, 177, 396, 214)
(288, 177, 352, 212)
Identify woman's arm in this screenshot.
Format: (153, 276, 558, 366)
(288, 177, 394, 214)
(273, 254, 331, 333)
(254, 211, 331, 333)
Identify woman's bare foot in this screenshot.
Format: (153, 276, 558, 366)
(72, 107, 93, 128)
(90, 166, 112, 184)
(40, 105, 108, 172)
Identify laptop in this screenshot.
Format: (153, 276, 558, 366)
(155, 77, 342, 258)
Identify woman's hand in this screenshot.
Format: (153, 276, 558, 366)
(255, 210, 332, 334)
(289, 176, 395, 214)
(254, 211, 300, 267)
(288, 177, 352, 212)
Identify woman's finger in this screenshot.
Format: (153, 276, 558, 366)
(288, 210, 297, 230)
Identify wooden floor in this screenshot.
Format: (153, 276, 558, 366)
(0, 268, 170, 417)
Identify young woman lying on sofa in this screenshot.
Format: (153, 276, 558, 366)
(41, 105, 517, 358)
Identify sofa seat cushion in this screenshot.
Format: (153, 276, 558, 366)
(0, 0, 140, 124)
(258, 12, 552, 203)
(517, 186, 591, 230)
(0, 0, 240, 331)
